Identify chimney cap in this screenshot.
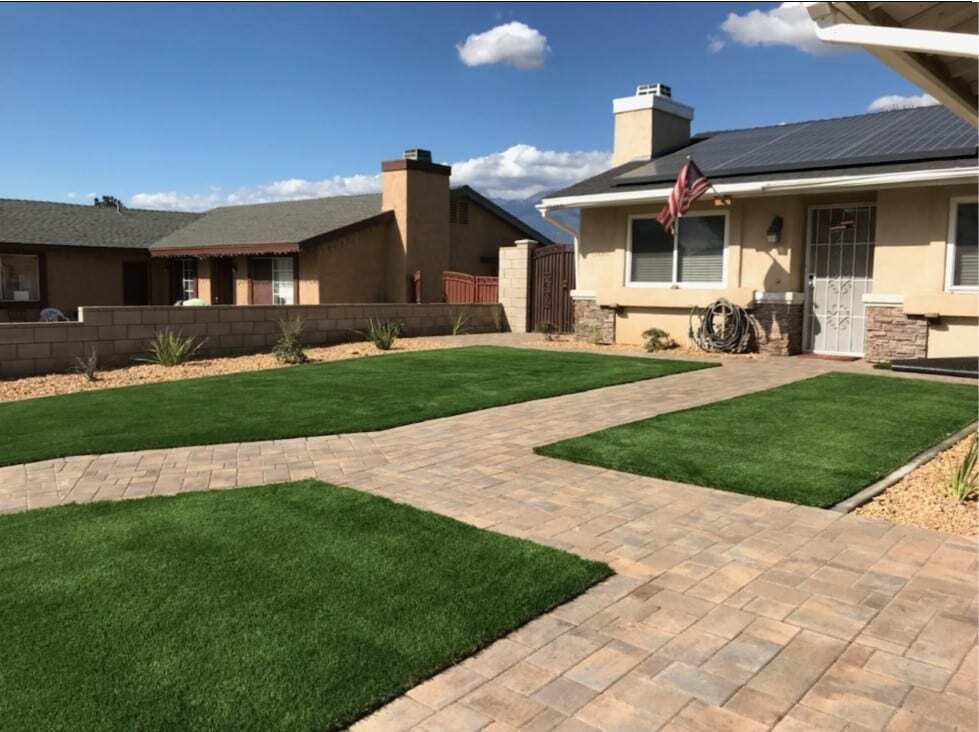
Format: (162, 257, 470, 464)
(636, 83, 671, 98)
(403, 149, 432, 162)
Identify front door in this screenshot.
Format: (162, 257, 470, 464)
(250, 258, 274, 305)
(122, 262, 149, 305)
(211, 258, 235, 305)
(805, 205, 875, 356)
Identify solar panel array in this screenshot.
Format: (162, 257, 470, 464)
(616, 105, 977, 186)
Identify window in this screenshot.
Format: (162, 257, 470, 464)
(947, 198, 978, 290)
(271, 256, 294, 305)
(628, 213, 727, 287)
(0, 254, 40, 302)
(180, 259, 198, 301)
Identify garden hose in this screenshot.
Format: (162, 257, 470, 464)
(689, 299, 753, 353)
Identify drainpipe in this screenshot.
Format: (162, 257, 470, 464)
(536, 204, 582, 286)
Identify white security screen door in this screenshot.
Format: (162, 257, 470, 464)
(805, 205, 875, 356)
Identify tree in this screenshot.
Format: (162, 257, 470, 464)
(93, 195, 124, 210)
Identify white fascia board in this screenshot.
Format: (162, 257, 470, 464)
(612, 94, 694, 121)
(538, 167, 979, 210)
(813, 23, 979, 60)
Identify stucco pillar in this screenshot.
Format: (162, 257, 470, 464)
(498, 239, 536, 333)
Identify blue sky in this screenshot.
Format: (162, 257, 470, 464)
(0, 2, 934, 209)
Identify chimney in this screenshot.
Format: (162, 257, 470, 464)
(612, 83, 693, 165)
(381, 149, 451, 303)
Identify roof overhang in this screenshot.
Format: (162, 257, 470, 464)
(150, 242, 300, 258)
(806, 2, 979, 127)
(538, 166, 978, 211)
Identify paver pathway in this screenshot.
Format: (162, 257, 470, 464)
(1, 348, 975, 731)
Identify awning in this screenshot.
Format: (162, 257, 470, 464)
(807, 2, 979, 127)
(149, 243, 300, 258)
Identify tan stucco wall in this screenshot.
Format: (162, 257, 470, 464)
(44, 248, 151, 314)
(449, 202, 528, 276)
(577, 183, 979, 350)
(314, 220, 391, 303)
(612, 109, 690, 165)
(926, 317, 978, 358)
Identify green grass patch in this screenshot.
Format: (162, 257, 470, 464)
(536, 373, 977, 508)
(0, 346, 711, 467)
(0, 480, 610, 730)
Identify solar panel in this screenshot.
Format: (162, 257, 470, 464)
(614, 106, 977, 187)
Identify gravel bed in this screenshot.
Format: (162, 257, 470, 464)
(0, 338, 456, 402)
(856, 435, 978, 537)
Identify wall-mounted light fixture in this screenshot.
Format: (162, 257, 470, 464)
(766, 216, 784, 244)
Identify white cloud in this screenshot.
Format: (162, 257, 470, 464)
(707, 35, 726, 54)
(451, 144, 610, 199)
(128, 145, 611, 211)
(867, 93, 938, 112)
(456, 22, 549, 69)
(718, 2, 835, 55)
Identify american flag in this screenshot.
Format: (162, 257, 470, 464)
(656, 159, 712, 234)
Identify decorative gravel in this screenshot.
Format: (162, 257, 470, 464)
(856, 434, 978, 537)
(0, 338, 455, 402)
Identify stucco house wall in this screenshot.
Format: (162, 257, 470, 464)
(449, 201, 529, 276)
(575, 183, 977, 358)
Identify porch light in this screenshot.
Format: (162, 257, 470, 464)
(766, 216, 783, 244)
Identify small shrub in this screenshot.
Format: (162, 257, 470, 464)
(136, 328, 205, 367)
(365, 319, 402, 351)
(642, 327, 676, 352)
(536, 321, 557, 341)
(272, 315, 308, 365)
(451, 309, 469, 336)
(72, 348, 99, 382)
(872, 361, 893, 370)
(949, 435, 978, 502)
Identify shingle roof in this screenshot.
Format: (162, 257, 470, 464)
(550, 105, 978, 200)
(150, 193, 383, 250)
(0, 199, 201, 249)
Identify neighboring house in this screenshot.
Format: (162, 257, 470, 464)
(149, 151, 552, 306)
(0, 200, 199, 321)
(0, 150, 551, 320)
(538, 85, 978, 361)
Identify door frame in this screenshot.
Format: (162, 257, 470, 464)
(247, 254, 299, 305)
(802, 201, 876, 357)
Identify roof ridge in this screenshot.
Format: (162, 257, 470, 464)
(207, 191, 382, 213)
(692, 104, 939, 140)
(0, 197, 200, 216)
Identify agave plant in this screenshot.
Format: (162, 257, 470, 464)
(136, 328, 206, 367)
(364, 319, 402, 351)
(949, 435, 978, 502)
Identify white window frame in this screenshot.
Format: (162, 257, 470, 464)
(0, 253, 41, 302)
(945, 195, 979, 292)
(271, 256, 295, 305)
(625, 209, 729, 289)
(180, 258, 197, 301)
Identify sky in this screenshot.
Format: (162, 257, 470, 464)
(0, 2, 939, 210)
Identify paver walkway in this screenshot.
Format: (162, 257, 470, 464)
(1, 347, 975, 731)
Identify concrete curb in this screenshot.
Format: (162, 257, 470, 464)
(831, 421, 978, 513)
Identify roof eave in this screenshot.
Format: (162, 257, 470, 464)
(539, 166, 979, 210)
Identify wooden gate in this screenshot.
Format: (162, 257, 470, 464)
(442, 271, 498, 304)
(530, 245, 575, 333)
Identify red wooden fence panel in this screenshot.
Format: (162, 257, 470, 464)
(443, 271, 498, 304)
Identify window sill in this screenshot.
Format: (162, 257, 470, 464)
(625, 282, 727, 290)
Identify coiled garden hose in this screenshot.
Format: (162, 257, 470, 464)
(689, 299, 753, 353)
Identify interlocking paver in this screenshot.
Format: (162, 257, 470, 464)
(4, 337, 975, 730)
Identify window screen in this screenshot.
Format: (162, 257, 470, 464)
(630, 218, 673, 283)
(677, 216, 725, 283)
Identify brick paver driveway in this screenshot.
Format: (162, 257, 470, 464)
(1, 346, 975, 731)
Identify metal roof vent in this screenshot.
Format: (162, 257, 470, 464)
(636, 83, 671, 98)
(403, 149, 432, 162)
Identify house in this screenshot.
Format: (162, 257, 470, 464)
(0, 150, 551, 320)
(0, 200, 200, 321)
(538, 85, 978, 361)
(148, 150, 551, 307)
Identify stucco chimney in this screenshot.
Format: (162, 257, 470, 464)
(381, 149, 451, 303)
(612, 84, 693, 165)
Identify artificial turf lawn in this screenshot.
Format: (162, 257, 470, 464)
(0, 480, 611, 731)
(536, 372, 977, 508)
(0, 346, 711, 467)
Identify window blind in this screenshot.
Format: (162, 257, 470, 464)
(954, 202, 978, 288)
(677, 216, 725, 283)
(630, 218, 673, 282)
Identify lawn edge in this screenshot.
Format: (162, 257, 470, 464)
(830, 421, 979, 513)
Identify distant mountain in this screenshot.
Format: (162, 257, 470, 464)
(495, 190, 579, 245)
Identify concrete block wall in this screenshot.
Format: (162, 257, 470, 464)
(0, 303, 503, 378)
(498, 239, 536, 333)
